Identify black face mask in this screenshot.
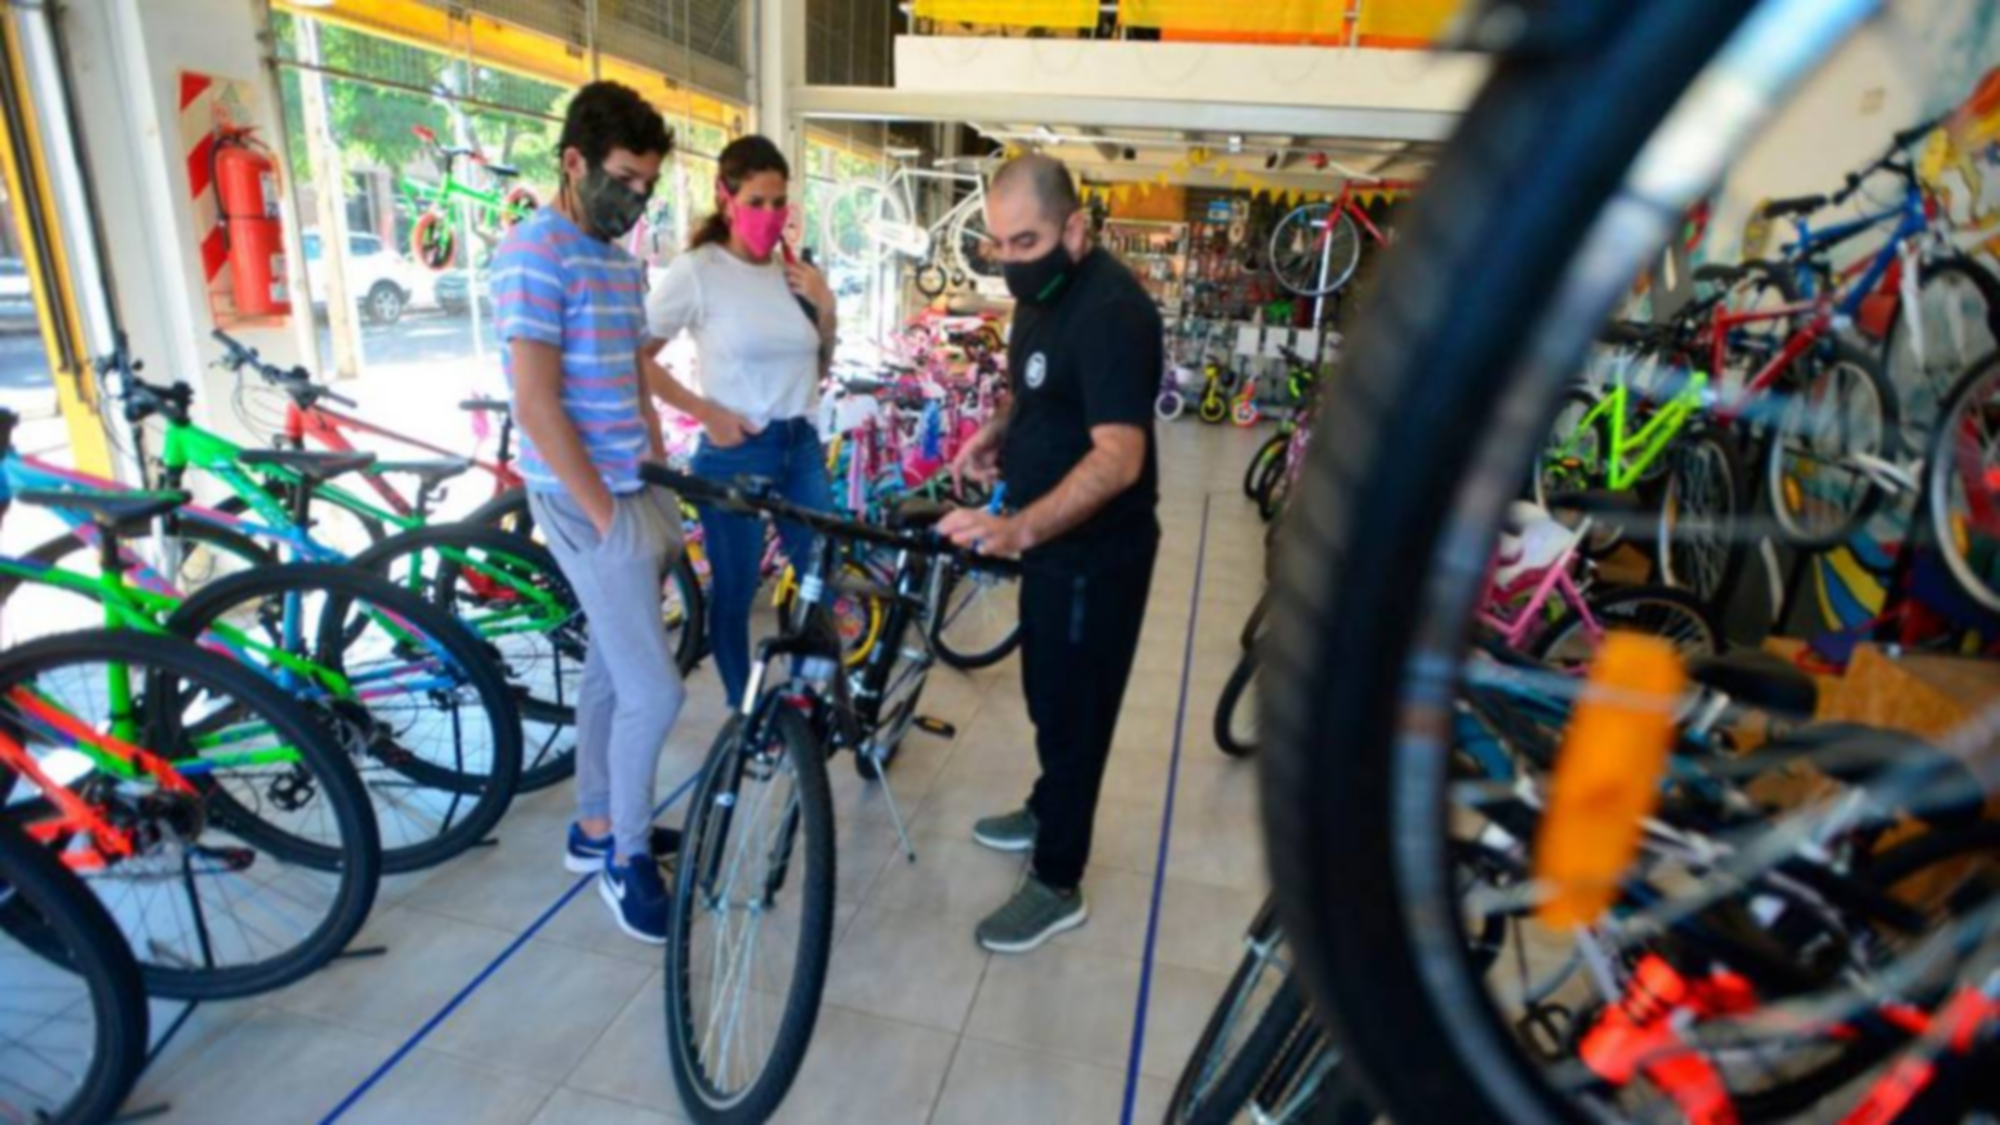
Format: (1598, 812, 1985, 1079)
(575, 164, 650, 241)
(1004, 239, 1078, 306)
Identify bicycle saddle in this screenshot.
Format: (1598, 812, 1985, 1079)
(1686, 650, 1818, 721)
(1744, 723, 1986, 831)
(886, 497, 953, 531)
(369, 457, 474, 489)
(482, 162, 520, 179)
(239, 448, 377, 483)
(14, 487, 189, 527)
(1760, 193, 1827, 219)
(459, 397, 509, 414)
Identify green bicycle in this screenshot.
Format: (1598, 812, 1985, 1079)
(35, 347, 587, 793)
(0, 416, 525, 873)
(404, 124, 538, 271)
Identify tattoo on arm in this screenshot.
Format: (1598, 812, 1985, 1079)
(1014, 425, 1145, 551)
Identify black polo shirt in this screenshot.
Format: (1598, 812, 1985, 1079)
(1002, 246, 1162, 571)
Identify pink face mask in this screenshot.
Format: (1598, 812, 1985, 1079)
(722, 182, 789, 260)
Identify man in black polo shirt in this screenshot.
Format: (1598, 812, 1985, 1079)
(938, 153, 1161, 953)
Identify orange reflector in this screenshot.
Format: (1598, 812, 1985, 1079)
(1533, 632, 1686, 929)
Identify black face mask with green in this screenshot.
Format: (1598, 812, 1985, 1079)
(574, 164, 650, 241)
(1004, 239, 1079, 306)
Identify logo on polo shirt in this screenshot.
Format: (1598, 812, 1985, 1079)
(1025, 352, 1048, 390)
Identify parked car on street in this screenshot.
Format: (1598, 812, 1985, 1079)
(303, 232, 420, 325)
(434, 268, 492, 318)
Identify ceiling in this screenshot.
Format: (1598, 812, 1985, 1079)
(969, 123, 1439, 189)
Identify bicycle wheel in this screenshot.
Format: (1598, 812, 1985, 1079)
(1157, 390, 1187, 421)
(1259, 4, 1845, 1121)
(0, 630, 379, 999)
(1528, 584, 1720, 669)
(1925, 351, 2000, 614)
(411, 210, 456, 270)
(820, 182, 907, 268)
(1245, 434, 1288, 499)
(1268, 204, 1362, 298)
(913, 262, 949, 298)
(1168, 901, 1309, 1125)
(1656, 428, 1745, 611)
(0, 815, 149, 1125)
(1762, 337, 1898, 550)
(1883, 254, 2000, 451)
(774, 560, 885, 670)
(930, 556, 1022, 670)
(164, 564, 521, 872)
(351, 524, 585, 792)
(666, 708, 836, 1125)
(1199, 389, 1231, 425)
(950, 205, 1002, 282)
(1213, 651, 1260, 759)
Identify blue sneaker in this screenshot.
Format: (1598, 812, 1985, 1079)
(565, 823, 683, 874)
(599, 855, 670, 945)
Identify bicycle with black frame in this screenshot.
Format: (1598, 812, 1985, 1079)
(638, 462, 1017, 1125)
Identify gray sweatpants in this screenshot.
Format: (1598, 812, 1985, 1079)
(530, 487, 687, 863)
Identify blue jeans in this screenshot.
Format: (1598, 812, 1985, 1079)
(691, 418, 835, 706)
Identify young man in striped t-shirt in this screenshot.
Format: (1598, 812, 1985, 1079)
(493, 82, 681, 944)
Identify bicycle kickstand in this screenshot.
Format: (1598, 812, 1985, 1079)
(867, 747, 921, 864)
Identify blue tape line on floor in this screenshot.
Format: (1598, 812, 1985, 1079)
(320, 769, 704, 1124)
(1121, 495, 1211, 1124)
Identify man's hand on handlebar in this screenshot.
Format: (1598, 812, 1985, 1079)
(937, 508, 1029, 558)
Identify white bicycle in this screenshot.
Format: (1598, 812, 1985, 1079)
(820, 150, 1001, 297)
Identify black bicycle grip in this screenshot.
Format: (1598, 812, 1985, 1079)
(1894, 112, 1950, 150)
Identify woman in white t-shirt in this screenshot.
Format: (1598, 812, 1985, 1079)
(642, 135, 837, 706)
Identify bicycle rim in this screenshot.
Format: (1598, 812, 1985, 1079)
(667, 708, 835, 1121)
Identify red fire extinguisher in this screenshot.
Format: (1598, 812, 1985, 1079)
(212, 127, 292, 317)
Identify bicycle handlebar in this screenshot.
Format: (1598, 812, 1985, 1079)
(639, 463, 1020, 576)
(211, 330, 359, 409)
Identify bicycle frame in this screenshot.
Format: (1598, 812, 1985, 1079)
(1576, 374, 1711, 491)
(280, 399, 521, 521)
(1477, 538, 1594, 652)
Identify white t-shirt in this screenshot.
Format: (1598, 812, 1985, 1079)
(644, 244, 822, 429)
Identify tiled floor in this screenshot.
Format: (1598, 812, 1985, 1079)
(121, 420, 1275, 1124)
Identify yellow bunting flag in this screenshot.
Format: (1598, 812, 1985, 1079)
(912, 0, 1100, 29)
(1118, 0, 1345, 35)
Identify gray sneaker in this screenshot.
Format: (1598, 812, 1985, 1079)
(976, 876, 1088, 953)
(972, 806, 1038, 853)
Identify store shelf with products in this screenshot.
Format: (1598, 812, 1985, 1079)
(1102, 217, 1188, 316)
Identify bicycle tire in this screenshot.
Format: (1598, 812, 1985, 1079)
(351, 523, 586, 792)
(914, 263, 949, 298)
(1259, 4, 1777, 1123)
(1239, 590, 1269, 652)
(0, 629, 380, 999)
(1199, 390, 1231, 425)
(1925, 351, 2000, 613)
(0, 816, 149, 1125)
(1157, 390, 1187, 422)
(411, 210, 457, 271)
(1527, 583, 1721, 668)
(930, 556, 1022, 670)
(1245, 434, 1288, 499)
(1656, 426, 1747, 613)
(1885, 253, 2000, 450)
(820, 181, 906, 268)
(1761, 335, 1898, 550)
(1252, 450, 1290, 522)
(666, 708, 836, 1125)
(164, 564, 522, 872)
(1214, 650, 1260, 759)
(1269, 205, 1363, 298)
(950, 204, 1003, 282)
(1168, 901, 1309, 1125)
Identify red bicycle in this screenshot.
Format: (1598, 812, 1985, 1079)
(1267, 179, 1412, 297)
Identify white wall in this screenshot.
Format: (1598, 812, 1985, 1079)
(1708, 0, 2000, 263)
(895, 35, 1484, 132)
(60, 0, 307, 447)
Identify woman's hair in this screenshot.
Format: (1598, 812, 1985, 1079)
(691, 135, 791, 250)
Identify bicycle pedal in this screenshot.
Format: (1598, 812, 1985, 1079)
(914, 716, 956, 738)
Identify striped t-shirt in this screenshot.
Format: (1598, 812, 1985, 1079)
(492, 208, 650, 495)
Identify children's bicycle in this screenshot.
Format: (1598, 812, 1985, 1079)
(404, 124, 539, 271)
